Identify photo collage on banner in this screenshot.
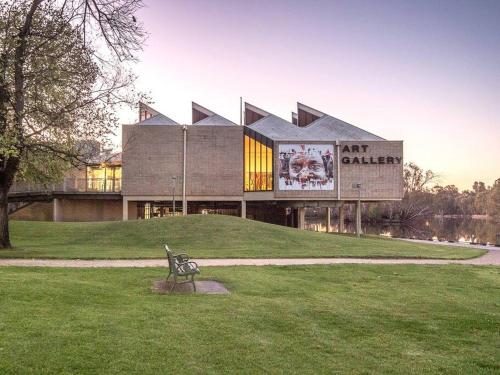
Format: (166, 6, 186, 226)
(278, 144, 334, 190)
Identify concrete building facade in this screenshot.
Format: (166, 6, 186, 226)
(10, 101, 404, 233)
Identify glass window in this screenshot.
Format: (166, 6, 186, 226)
(86, 165, 121, 192)
(244, 129, 273, 192)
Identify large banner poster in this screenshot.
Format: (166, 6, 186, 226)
(278, 144, 334, 190)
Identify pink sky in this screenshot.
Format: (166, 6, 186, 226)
(118, 0, 500, 190)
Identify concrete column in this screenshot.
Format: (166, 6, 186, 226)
(53, 198, 61, 222)
(298, 207, 306, 230)
(355, 200, 362, 237)
(182, 125, 187, 216)
(326, 207, 331, 233)
(338, 204, 345, 233)
(241, 200, 246, 219)
(122, 197, 128, 221)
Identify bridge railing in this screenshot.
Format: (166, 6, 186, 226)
(10, 178, 121, 194)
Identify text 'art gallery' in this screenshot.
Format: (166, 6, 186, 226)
(10, 101, 404, 233)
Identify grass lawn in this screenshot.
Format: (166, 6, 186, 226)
(3, 215, 485, 259)
(0, 265, 498, 374)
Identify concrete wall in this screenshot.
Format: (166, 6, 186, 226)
(56, 199, 122, 221)
(122, 125, 403, 201)
(273, 140, 403, 201)
(11, 199, 122, 221)
(10, 202, 54, 221)
(339, 141, 404, 200)
(122, 125, 243, 197)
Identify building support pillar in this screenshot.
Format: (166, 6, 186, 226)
(181, 124, 188, 216)
(241, 200, 246, 219)
(122, 197, 128, 221)
(326, 207, 331, 233)
(355, 200, 362, 237)
(53, 198, 61, 222)
(298, 207, 306, 230)
(338, 203, 345, 233)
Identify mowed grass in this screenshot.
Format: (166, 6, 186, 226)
(4, 215, 485, 259)
(0, 265, 498, 374)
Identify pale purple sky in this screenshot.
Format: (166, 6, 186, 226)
(120, 0, 500, 190)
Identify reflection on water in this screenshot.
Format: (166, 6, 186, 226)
(304, 214, 500, 245)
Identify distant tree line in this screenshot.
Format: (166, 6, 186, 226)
(367, 163, 500, 222)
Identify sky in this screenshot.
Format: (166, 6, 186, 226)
(119, 0, 500, 190)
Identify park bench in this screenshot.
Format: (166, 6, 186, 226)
(165, 245, 200, 292)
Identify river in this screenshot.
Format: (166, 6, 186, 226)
(304, 211, 500, 245)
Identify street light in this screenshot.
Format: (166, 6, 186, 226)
(353, 183, 362, 238)
(172, 176, 177, 216)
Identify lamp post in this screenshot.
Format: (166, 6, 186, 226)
(353, 183, 362, 238)
(172, 176, 176, 216)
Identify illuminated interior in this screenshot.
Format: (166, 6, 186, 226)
(244, 128, 273, 191)
(86, 164, 122, 192)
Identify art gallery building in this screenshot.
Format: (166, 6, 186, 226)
(10, 101, 404, 233)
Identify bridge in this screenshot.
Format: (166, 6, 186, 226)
(8, 178, 122, 215)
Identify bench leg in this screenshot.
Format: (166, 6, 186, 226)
(170, 275, 177, 292)
(166, 270, 172, 282)
(191, 274, 196, 292)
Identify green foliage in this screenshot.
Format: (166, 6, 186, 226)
(0, 265, 498, 373)
(488, 178, 500, 221)
(3, 215, 485, 259)
(0, 0, 145, 185)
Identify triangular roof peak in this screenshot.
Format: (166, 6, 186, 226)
(137, 102, 179, 125)
(244, 102, 271, 126)
(192, 102, 236, 125)
(192, 102, 216, 124)
(297, 102, 325, 127)
(297, 102, 325, 117)
(139, 101, 160, 122)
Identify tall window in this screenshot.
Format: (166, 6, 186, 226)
(86, 164, 122, 192)
(244, 127, 273, 191)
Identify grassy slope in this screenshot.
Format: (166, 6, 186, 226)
(0, 265, 498, 374)
(3, 215, 485, 259)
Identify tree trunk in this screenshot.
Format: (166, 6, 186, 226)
(0, 158, 19, 249)
(0, 185, 11, 248)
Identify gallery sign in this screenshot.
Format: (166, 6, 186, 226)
(278, 144, 334, 190)
(341, 144, 401, 165)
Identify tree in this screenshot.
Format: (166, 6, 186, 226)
(487, 179, 500, 221)
(403, 162, 437, 193)
(396, 163, 438, 221)
(432, 185, 461, 216)
(0, 0, 145, 248)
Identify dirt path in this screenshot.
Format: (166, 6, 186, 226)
(0, 250, 498, 267)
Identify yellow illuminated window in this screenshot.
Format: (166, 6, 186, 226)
(86, 165, 121, 192)
(266, 146, 273, 188)
(244, 131, 273, 192)
(244, 135, 250, 191)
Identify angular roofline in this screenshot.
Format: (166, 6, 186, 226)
(247, 112, 294, 128)
(297, 102, 325, 118)
(135, 113, 180, 126)
(192, 102, 216, 117)
(305, 114, 385, 140)
(244, 102, 270, 117)
(193, 113, 237, 126)
(139, 101, 160, 118)
(137, 102, 179, 125)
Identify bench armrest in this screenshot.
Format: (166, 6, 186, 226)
(176, 253, 190, 263)
(176, 261, 199, 273)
